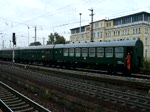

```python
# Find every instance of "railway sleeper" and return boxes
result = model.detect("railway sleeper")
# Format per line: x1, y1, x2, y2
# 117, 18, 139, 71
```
2, 97, 19, 102
111, 100, 118, 104
4, 99, 22, 104
10, 104, 30, 110
0, 94, 15, 98
7, 102, 26, 107
14, 107, 34, 112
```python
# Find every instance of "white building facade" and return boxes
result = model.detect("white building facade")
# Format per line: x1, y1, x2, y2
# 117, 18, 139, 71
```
70, 12, 150, 60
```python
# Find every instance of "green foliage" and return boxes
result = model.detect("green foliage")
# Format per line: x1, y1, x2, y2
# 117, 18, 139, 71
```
47, 32, 66, 44
47, 33, 54, 44
55, 37, 66, 44
143, 59, 150, 70
29, 41, 41, 46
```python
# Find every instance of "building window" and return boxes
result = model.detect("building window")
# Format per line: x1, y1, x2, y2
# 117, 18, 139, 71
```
139, 28, 141, 33
123, 30, 125, 35
118, 31, 120, 36
106, 22, 111, 27
106, 31, 111, 37
136, 28, 138, 33
133, 28, 135, 34
86, 27, 90, 31
106, 32, 108, 37
144, 14, 149, 21
100, 32, 102, 38
145, 37, 148, 45
97, 32, 100, 38
132, 14, 143, 22
114, 19, 121, 26
122, 16, 131, 24
145, 28, 148, 34
93, 32, 95, 38
95, 23, 99, 28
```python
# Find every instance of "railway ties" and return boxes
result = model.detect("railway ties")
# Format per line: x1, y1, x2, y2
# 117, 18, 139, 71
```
95, 87, 150, 111
0, 85, 35, 112
0, 81, 51, 112
1, 64, 150, 111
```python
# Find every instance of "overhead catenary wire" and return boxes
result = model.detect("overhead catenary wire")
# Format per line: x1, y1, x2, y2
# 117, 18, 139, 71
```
0, 0, 149, 32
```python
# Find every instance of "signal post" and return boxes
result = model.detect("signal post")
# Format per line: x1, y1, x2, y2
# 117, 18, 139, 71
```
12, 33, 16, 65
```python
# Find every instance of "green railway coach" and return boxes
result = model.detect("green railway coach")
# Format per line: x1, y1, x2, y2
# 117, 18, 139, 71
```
0, 45, 55, 65
0, 39, 143, 75
54, 39, 143, 75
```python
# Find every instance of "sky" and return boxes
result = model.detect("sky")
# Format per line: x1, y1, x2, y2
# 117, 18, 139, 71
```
0, 0, 150, 48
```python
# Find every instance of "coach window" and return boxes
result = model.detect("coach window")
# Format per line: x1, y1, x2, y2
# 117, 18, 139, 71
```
97, 48, 104, 57
105, 48, 113, 57
75, 48, 80, 57
115, 47, 123, 58
82, 48, 88, 57
64, 48, 68, 56
69, 48, 74, 56
89, 48, 95, 57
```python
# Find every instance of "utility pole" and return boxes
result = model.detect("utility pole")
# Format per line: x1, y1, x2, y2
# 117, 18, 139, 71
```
35, 26, 37, 43
10, 40, 11, 48
1, 34, 3, 49
28, 26, 30, 46
43, 37, 45, 45
2, 40, 4, 49
79, 13, 82, 42
89, 8, 94, 42
12, 33, 16, 64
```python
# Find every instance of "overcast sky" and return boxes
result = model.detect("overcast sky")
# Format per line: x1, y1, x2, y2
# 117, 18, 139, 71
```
0, 0, 150, 48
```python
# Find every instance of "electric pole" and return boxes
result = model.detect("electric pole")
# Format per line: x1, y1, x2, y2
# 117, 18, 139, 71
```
28, 26, 30, 46
12, 33, 16, 64
89, 8, 94, 42
10, 40, 11, 48
79, 13, 82, 42
43, 37, 45, 45
35, 26, 37, 43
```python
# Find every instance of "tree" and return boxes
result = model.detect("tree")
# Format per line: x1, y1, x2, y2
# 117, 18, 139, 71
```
29, 41, 41, 46
47, 33, 54, 44
47, 32, 66, 44
55, 36, 65, 44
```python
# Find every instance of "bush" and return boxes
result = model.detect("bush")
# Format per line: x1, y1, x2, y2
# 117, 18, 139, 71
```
143, 59, 150, 70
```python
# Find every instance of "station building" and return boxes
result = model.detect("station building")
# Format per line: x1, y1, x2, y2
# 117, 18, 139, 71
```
70, 11, 150, 60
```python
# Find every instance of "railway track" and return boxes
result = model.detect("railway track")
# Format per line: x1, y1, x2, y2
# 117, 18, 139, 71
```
13, 62, 150, 90
0, 81, 51, 112
0, 60, 150, 79
0, 64, 150, 111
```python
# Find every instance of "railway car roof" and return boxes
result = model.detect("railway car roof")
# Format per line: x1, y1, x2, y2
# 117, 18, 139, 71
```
1, 45, 54, 51
0, 39, 143, 51
54, 39, 142, 48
